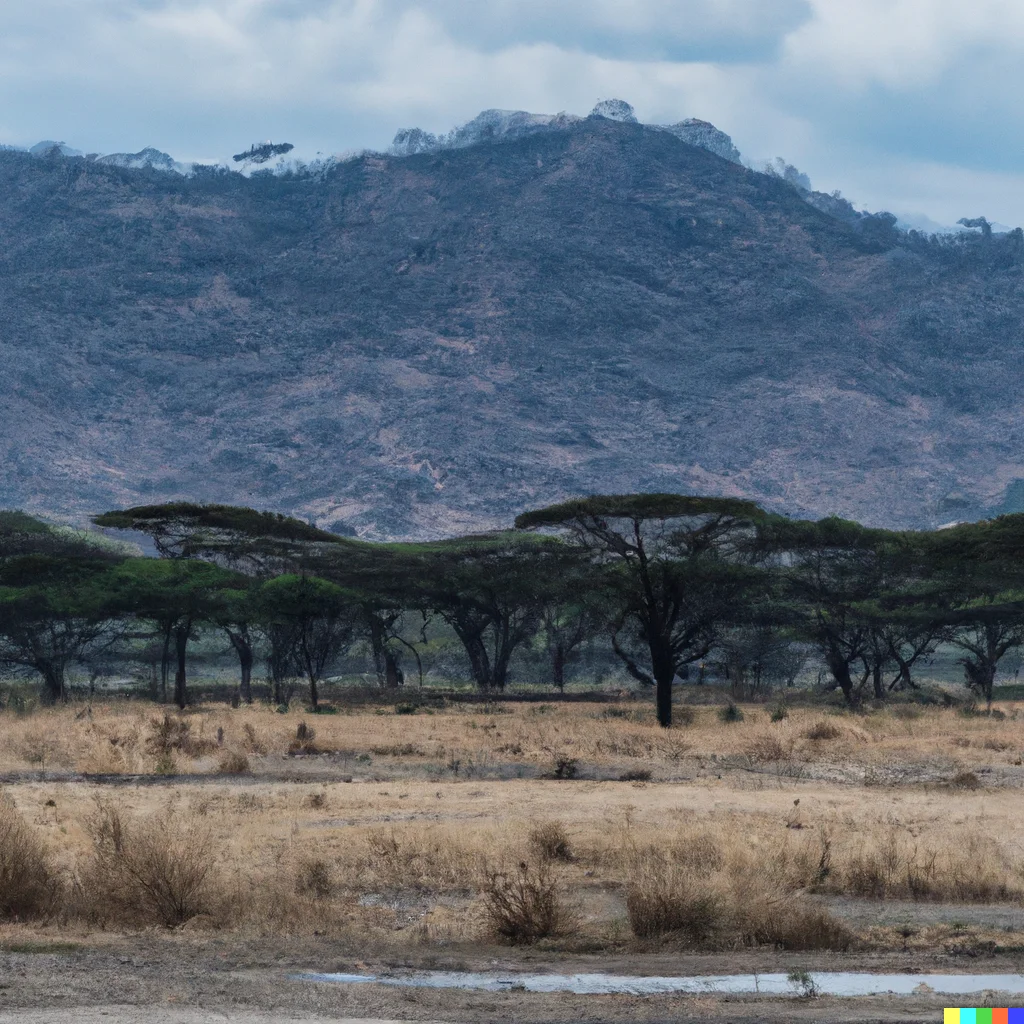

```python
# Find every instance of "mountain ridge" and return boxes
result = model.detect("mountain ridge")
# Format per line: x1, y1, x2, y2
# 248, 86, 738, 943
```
2, 114, 1023, 538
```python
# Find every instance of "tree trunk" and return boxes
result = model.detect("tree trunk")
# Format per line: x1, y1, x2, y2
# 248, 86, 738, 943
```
308, 672, 319, 710
173, 620, 190, 710
369, 618, 387, 687
652, 644, 675, 728
872, 663, 883, 700
553, 642, 565, 693
39, 664, 64, 705
226, 628, 254, 704
384, 649, 400, 689
160, 621, 172, 704
826, 649, 857, 707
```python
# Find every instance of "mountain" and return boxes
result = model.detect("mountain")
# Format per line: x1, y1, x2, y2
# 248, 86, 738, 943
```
1, 107, 1023, 538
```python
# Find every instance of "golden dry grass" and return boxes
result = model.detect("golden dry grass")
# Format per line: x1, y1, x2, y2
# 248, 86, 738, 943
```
2, 699, 1024, 778
2, 698, 1024, 951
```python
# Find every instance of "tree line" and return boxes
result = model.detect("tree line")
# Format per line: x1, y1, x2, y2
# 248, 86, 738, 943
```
0, 495, 1020, 726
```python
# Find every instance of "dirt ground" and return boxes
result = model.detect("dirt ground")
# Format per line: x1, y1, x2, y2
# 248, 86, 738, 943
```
0, 933, 1011, 1023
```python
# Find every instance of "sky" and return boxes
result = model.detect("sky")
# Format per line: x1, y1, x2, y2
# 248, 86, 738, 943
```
2, 0, 1023, 228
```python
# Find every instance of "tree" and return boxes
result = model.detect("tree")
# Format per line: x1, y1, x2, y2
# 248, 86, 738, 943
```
410, 534, 572, 692
255, 575, 359, 709
517, 495, 768, 726
0, 555, 121, 703
105, 558, 243, 709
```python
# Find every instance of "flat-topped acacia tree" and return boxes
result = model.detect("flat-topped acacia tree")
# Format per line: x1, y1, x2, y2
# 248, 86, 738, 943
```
516, 495, 768, 727
93, 503, 344, 701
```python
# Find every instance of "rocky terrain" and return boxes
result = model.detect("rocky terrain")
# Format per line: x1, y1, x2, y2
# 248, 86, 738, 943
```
1, 102, 1023, 538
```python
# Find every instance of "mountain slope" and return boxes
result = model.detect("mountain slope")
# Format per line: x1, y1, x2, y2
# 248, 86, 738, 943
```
1, 116, 1023, 536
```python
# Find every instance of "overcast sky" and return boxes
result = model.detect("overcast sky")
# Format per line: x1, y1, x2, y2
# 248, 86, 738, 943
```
2, 0, 1022, 227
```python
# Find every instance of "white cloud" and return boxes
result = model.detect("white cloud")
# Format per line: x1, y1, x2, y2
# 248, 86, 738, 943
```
0, 1, 1023, 225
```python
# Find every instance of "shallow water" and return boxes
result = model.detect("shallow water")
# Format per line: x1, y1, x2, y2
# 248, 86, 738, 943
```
298, 969, 1024, 997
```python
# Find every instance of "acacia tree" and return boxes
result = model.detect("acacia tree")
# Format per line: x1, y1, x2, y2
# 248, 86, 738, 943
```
94, 503, 345, 698
928, 515, 1024, 706
517, 495, 768, 726
256, 575, 359, 709
106, 558, 243, 709
0, 555, 121, 703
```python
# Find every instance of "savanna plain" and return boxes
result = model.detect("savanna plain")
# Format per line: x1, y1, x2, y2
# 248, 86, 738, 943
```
2, 691, 1023, 1023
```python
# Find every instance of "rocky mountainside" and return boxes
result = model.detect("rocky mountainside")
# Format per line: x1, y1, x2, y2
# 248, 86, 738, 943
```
1, 106, 1023, 538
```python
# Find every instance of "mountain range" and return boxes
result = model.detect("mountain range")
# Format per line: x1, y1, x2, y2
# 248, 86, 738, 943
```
2, 101, 1022, 538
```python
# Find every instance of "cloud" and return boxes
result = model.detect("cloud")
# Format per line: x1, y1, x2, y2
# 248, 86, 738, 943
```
0, 1, 1022, 225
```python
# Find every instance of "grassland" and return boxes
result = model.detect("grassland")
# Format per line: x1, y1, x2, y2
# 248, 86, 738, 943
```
2, 693, 1024, 1021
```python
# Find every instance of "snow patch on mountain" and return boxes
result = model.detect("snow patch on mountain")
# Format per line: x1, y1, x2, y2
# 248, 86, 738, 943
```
390, 99, 746, 167
97, 147, 186, 173
30, 141, 83, 158
660, 119, 741, 164
590, 99, 638, 123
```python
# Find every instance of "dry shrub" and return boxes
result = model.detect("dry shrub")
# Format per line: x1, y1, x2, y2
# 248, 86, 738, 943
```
77, 802, 219, 927
745, 732, 792, 763
371, 743, 424, 757
528, 821, 574, 863
146, 714, 216, 759
948, 770, 981, 789
217, 750, 251, 774
826, 828, 1016, 902
804, 719, 842, 741
625, 846, 852, 950
0, 797, 58, 920
18, 727, 69, 768
625, 855, 721, 942
363, 828, 481, 891
483, 859, 575, 944
242, 723, 267, 755
295, 857, 335, 899
289, 721, 321, 755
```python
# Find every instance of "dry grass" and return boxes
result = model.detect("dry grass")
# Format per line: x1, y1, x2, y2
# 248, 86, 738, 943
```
1, 698, 1023, 778
2, 697, 1024, 952
0, 796, 58, 920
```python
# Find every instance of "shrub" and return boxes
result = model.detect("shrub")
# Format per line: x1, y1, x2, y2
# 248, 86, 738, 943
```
0, 798, 58, 920
295, 858, 334, 899
217, 750, 251, 774
79, 803, 217, 927
718, 703, 743, 724
549, 755, 579, 780
745, 733, 790, 763
625, 856, 721, 942
948, 770, 981, 790
619, 768, 653, 782
242, 723, 267, 755
769, 704, 789, 723
528, 822, 574, 863
147, 714, 216, 758
483, 860, 574, 944
675, 705, 696, 726
289, 721, 320, 755
803, 719, 842, 741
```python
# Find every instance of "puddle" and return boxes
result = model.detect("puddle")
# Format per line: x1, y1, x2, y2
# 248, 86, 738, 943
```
297, 970, 1024, 997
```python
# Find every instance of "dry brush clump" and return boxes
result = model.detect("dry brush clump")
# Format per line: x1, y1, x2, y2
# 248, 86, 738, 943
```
75, 802, 221, 927
0, 796, 60, 920
624, 838, 853, 951
483, 858, 576, 945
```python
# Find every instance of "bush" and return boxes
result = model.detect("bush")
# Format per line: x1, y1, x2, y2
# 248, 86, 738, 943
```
745, 733, 790, 763
79, 803, 217, 927
217, 750, 251, 774
528, 822, 574, 863
625, 856, 721, 942
0, 798, 58, 920
483, 860, 574, 944
548, 755, 579, 780
295, 858, 334, 899
718, 702, 743, 724
803, 719, 842, 741
769, 703, 789, 723
147, 714, 216, 758
619, 768, 653, 782
288, 721, 320, 755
